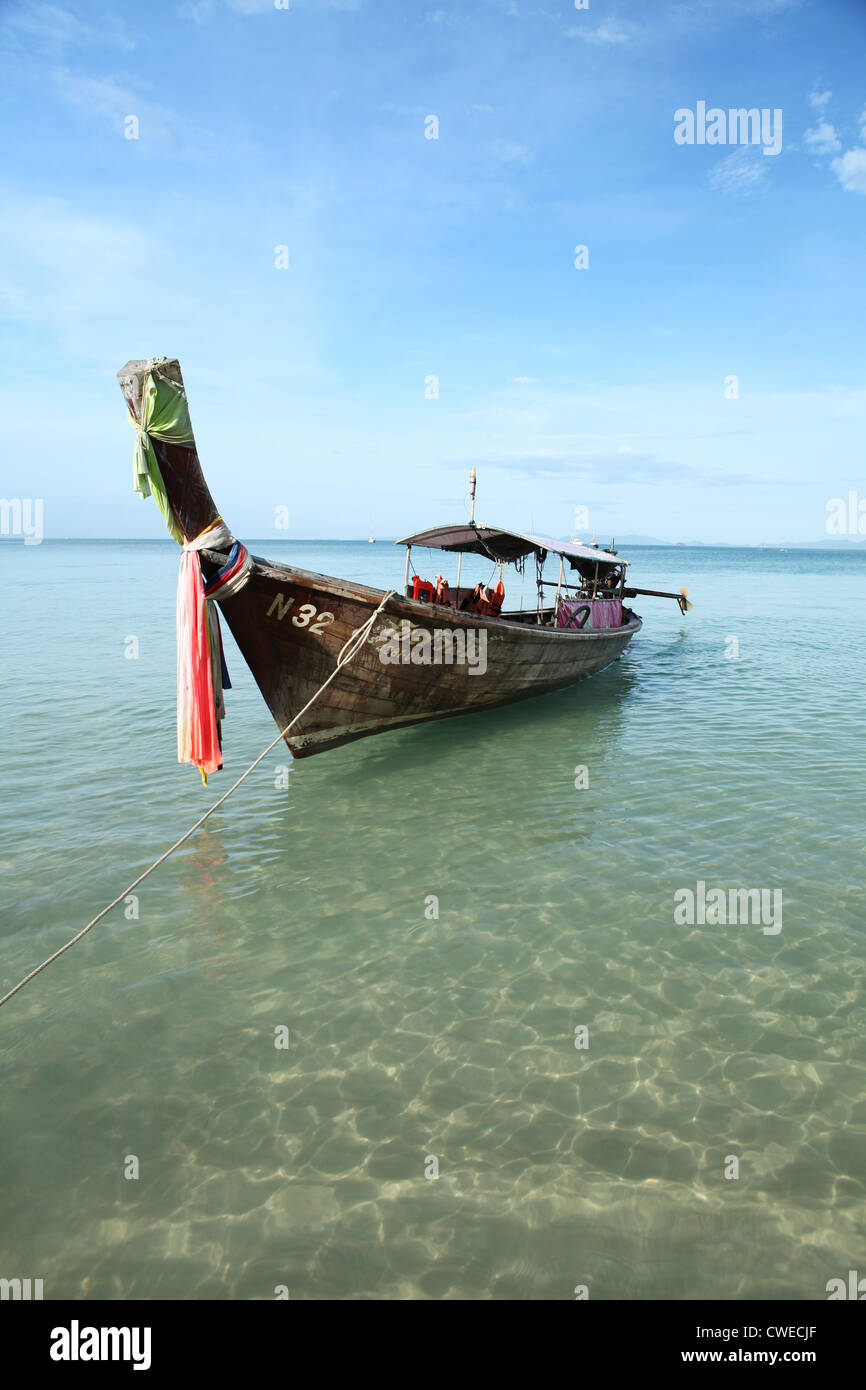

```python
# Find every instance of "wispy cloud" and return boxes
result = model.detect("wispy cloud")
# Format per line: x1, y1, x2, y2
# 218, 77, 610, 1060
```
0, 194, 185, 356
176, 0, 217, 21
452, 445, 754, 489
708, 147, 768, 195
565, 20, 633, 46
831, 147, 866, 195
802, 94, 866, 196
492, 141, 533, 165
178, 0, 363, 18
805, 120, 841, 155
51, 67, 209, 157
0, 2, 134, 54
424, 6, 462, 24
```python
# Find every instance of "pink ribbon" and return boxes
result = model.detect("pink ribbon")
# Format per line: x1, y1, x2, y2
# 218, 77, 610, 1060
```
176, 548, 222, 782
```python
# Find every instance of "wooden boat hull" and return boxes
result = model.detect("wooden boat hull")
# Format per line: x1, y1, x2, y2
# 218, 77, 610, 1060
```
116, 357, 642, 761
217, 557, 641, 757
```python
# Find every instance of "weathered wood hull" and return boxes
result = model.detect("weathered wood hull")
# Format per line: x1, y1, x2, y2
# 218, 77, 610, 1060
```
116, 357, 641, 761
216, 556, 641, 757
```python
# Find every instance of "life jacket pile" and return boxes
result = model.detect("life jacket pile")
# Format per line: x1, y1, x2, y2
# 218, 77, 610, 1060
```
460, 580, 505, 617
410, 574, 504, 617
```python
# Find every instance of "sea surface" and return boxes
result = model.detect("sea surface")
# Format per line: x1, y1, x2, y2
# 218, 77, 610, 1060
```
1, 540, 864, 1301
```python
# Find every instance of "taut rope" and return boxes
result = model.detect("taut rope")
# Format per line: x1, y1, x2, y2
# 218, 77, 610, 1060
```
0, 591, 397, 1010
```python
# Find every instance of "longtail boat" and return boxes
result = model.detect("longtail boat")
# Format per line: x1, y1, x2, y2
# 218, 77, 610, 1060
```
118, 357, 690, 768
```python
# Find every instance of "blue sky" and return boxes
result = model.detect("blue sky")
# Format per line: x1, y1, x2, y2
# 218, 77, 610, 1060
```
1, 0, 864, 542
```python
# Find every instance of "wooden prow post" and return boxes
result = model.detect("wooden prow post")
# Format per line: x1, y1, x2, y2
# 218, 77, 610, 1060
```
117, 357, 222, 544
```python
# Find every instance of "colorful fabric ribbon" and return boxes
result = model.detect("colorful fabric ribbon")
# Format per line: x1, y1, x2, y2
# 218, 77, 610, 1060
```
177, 542, 223, 783
127, 364, 253, 783
175, 522, 252, 784
204, 540, 253, 602
130, 367, 195, 545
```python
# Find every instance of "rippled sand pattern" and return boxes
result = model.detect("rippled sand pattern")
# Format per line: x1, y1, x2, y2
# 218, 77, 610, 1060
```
1, 543, 865, 1299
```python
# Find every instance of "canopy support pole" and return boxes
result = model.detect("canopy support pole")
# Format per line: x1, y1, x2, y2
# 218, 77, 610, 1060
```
403, 546, 411, 596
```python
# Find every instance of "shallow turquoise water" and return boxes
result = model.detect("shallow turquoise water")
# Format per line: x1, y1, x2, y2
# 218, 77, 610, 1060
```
1, 541, 864, 1300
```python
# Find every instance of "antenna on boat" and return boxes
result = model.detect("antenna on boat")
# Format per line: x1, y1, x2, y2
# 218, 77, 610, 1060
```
457, 468, 477, 597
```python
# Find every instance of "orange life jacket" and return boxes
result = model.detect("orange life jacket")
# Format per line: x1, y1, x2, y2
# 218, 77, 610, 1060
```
460, 583, 486, 614
411, 575, 436, 604
463, 580, 505, 617
486, 579, 505, 617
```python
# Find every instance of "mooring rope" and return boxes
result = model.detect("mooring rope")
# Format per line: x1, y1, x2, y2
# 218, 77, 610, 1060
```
0, 590, 397, 1010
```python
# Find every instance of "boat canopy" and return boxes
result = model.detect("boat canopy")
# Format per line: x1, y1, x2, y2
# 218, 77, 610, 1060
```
395, 523, 627, 569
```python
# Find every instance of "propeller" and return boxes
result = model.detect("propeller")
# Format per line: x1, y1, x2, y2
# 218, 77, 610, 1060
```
678, 586, 693, 614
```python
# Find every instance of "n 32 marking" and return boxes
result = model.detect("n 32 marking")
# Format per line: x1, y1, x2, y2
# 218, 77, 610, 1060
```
267, 593, 335, 633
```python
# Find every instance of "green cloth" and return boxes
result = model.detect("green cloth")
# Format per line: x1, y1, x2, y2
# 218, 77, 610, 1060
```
132, 367, 195, 545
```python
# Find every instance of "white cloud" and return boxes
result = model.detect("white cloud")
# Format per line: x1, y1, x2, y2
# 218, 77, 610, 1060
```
493, 141, 533, 165
565, 20, 632, 45
708, 148, 768, 195
178, 0, 362, 17
0, 2, 134, 53
177, 0, 217, 21
831, 147, 866, 195
51, 68, 210, 157
0, 194, 189, 357
1, 3, 87, 49
805, 121, 841, 155
53, 69, 168, 137
803, 96, 866, 196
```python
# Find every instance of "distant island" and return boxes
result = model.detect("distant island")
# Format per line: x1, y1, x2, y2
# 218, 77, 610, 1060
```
568, 532, 866, 551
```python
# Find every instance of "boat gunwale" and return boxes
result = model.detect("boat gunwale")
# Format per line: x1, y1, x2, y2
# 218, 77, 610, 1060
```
246, 553, 643, 642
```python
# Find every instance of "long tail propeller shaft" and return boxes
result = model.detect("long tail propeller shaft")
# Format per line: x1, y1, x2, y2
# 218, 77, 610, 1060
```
623, 585, 693, 614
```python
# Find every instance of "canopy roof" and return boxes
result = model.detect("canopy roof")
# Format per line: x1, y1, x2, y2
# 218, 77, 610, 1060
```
396, 523, 627, 568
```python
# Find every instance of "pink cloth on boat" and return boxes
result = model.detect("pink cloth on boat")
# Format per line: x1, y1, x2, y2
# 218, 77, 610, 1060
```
557, 597, 623, 630
590, 598, 622, 629
557, 599, 590, 629
176, 549, 222, 779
